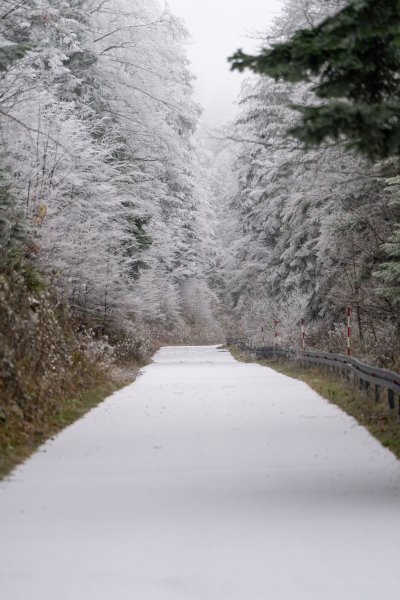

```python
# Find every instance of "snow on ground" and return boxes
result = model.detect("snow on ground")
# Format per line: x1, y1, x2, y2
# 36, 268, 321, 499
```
1, 346, 400, 599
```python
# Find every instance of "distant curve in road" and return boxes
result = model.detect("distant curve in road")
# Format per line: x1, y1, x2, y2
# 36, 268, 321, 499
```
1, 345, 400, 600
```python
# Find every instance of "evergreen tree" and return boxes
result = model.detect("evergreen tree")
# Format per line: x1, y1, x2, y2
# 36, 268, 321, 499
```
229, 0, 400, 161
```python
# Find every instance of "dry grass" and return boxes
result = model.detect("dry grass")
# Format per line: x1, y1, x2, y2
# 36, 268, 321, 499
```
230, 346, 400, 460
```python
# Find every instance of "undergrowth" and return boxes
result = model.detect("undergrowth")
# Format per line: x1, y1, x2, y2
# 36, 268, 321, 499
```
0, 263, 139, 479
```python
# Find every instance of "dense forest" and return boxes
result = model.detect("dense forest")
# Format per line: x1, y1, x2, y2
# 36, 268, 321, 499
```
0, 0, 222, 438
219, 0, 400, 367
1, 0, 400, 427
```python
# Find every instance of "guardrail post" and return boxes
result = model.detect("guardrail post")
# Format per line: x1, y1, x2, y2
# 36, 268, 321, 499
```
375, 385, 381, 403
388, 389, 395, 411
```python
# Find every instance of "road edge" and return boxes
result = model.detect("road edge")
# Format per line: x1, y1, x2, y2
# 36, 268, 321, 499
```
229, 346, 400, 461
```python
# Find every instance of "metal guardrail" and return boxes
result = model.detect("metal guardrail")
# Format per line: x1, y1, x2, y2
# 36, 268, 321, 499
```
226, 339, 400, 415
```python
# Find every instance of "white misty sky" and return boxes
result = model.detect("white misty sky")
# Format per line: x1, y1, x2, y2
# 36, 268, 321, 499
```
166, 0, 284, 126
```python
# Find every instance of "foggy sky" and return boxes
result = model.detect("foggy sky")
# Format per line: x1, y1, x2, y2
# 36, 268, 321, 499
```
166, 0, 283, 126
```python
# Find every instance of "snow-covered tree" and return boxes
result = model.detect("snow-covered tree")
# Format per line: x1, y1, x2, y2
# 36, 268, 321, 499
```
0, 0, 220, 354
215, 0, 400, 357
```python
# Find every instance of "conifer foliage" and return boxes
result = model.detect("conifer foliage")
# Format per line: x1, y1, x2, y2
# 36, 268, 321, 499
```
229, 0, 400, 161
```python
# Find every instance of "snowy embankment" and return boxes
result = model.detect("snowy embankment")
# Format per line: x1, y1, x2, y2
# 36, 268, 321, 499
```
1, 346, 400, 599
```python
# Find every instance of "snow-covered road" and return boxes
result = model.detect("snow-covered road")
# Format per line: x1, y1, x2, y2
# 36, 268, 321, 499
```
1, 346, 400, 599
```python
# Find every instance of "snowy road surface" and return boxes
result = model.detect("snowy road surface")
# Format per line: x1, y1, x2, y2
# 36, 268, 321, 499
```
1, 346, 400, 600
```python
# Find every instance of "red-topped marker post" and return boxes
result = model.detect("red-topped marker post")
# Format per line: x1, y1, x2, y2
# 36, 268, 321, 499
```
347, 305, 351, 356
301, 318, 305, 350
